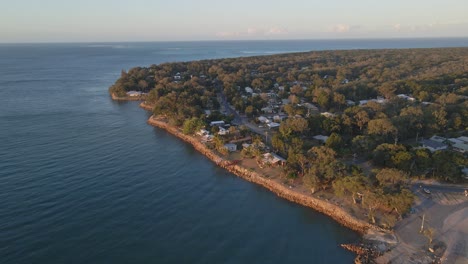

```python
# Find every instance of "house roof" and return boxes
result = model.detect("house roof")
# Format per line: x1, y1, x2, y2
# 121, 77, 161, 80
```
421, 139, 447, 149
430, 135, 447, 143
267, 122, 280, 128
262, 153, 286, 164
313, 135, 329, 142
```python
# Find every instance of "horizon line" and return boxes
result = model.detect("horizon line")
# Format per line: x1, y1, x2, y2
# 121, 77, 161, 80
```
1, 36, 468, 45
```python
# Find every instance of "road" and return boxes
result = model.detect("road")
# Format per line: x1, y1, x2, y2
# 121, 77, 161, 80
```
412, 182, 467, 193
218, 91, 272, 143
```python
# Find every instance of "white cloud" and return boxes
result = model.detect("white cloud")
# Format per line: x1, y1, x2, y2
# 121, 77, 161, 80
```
330, 24, 351, 33
247, 27, 259, 35
216, 26, 288, 39
267, 27, 288, 35
216, 31, 240, 38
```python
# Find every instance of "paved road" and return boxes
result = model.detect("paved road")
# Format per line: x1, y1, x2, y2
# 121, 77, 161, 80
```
218, 91, 272, 141
411, 182, 467, 195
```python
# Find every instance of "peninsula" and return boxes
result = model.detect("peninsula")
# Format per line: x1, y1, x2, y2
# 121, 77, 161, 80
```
110, 48, 468, 263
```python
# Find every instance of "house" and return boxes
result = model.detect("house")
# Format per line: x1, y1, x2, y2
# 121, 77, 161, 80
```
204, 110, 212, 117
210, 121, 225, 127
218, 127, 229, 136
313, 135, 329, 143
359, 98, 387, 106
359, 100, 369, 105
462, 167, 468, 179
261, 106, 274, 114
346, 100, 355, 106
273, 115, 284, 122
303, 103, 319, 112
126, 91, 142, 97
196, 129, 210, 136
261, 153, 286, 166
397, 94, 416, 102
448, 136, 468, 153
342, 79, 349, 84
421, 139, 448, 152
245, 87, 253, 94
267, 122, 280, 129
430, 135, 447, 143
174, 72, 182, 80
224, 143, 237, 152
321, 112, 337, 118
202, 135, 214, 142
258, 116, 269, 124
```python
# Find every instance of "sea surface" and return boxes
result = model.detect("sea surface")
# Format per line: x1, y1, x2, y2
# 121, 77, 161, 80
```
1, 38, 468, 264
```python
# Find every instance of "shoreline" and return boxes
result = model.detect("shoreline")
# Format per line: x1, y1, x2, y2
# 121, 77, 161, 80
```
111, 93, 145, 101
145, 113, 378, 235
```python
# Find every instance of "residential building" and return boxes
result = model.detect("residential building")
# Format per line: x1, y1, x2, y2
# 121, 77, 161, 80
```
421, 139, 448, 152
224, 143, 237, 152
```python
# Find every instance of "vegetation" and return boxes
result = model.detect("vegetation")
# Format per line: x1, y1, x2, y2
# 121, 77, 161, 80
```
110, 47, 468, 228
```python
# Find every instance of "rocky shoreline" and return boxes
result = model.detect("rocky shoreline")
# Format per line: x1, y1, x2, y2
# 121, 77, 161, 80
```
146, 115, 379, 234
135, 101, 395, 263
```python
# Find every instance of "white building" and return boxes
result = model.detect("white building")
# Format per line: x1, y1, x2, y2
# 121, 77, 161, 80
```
313, 135, 329, 143
261, 107, 274, 114
224, 143, 237, 152
210, 121, 225, 127
245, 87, 253, 94
267, 122, 280, 129
430, 135, 447, 143
258, 116, 269, 124
126, 91, 142, 97
321, 112, 337, 118
218, 127, 229, 136
261, 153, 286, 166
421, 139, 448, 152
303, 103, 319, 112
448, 136, 468, 153
397, 94, 416, 102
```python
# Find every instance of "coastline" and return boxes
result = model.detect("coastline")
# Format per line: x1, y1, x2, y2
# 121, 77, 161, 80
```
145, 113, 378, 235
111, 93, 145, 101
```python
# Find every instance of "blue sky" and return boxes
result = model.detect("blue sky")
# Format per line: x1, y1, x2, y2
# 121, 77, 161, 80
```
1, 0, 468, 42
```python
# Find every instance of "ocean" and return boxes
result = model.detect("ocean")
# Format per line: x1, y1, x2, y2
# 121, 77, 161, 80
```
1, 38, 467, 263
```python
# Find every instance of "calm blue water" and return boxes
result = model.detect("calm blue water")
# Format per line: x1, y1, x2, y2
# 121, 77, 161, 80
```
1, 39, 467, 264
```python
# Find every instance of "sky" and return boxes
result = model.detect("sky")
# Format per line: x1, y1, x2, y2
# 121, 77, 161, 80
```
1, 0, 468, 43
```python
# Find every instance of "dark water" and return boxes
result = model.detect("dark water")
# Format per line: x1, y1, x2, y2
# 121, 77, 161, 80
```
1, 39, 467, 264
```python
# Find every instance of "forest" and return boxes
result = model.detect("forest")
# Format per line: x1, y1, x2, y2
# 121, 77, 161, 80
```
110, 47, 468, 227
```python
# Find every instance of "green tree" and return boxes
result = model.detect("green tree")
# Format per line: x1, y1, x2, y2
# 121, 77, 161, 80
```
367, 118, 398, 144
376, 168, 407, 189
325, 132, 343, 151
333, 175, 366, 204
182, 117, 204, 135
